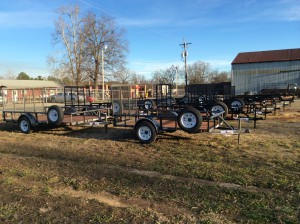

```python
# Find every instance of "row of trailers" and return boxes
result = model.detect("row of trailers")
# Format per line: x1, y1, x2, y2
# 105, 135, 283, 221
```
0, 84, 242, 144
1, 83, 291, 144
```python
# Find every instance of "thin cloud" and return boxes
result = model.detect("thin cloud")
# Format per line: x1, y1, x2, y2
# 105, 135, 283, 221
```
236, 0, 300, 22
205, 59, 232, 71
128, 59, 181, 76
118, 18, 171, 27
278, 5, 300, 21
0, 11, 55, 29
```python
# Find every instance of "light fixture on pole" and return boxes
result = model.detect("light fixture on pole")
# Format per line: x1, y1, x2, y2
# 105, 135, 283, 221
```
102, 44, 108, 101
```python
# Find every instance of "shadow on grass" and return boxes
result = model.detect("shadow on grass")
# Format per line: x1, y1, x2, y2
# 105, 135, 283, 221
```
0, 121, 192, 144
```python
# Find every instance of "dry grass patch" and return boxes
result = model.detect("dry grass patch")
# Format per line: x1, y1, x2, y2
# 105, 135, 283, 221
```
0, 101, 300, 223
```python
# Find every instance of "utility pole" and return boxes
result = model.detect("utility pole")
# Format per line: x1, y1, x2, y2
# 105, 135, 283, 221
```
101, 44, 108, 101
180, 39, 191, 94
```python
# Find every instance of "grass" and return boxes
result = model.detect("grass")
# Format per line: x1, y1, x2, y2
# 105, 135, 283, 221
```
0, 102, 300, 223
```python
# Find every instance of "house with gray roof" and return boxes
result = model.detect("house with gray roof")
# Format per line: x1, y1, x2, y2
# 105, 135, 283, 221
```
0, 80, 62, 89
0, 80, 63, 105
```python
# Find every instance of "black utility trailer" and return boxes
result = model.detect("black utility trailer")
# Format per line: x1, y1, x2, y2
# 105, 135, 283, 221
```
142, 82, 244, 116
178, 82, 244, 115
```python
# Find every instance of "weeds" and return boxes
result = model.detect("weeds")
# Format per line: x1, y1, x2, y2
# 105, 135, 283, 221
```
0, 202, 21, 222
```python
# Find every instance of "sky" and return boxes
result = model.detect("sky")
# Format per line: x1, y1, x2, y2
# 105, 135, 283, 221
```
0, 0, 300, 80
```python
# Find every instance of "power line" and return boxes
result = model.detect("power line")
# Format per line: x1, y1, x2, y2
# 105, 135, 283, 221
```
78, 0, 179, 43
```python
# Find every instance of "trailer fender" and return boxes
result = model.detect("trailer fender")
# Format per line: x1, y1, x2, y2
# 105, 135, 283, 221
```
134, 117, 160, 134
169, 111, 178, 117
19, 113, 38, 127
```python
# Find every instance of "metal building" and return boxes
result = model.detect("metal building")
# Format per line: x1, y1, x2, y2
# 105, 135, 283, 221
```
231, 48, 300, 95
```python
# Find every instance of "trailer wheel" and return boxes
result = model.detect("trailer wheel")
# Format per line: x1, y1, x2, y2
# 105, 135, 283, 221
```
135, 121, 157, 144
18, 116, 32, 134
230, 98, 245, 111
167, 97, 175, 107
144, 99, 156, 110
113, 100, 123, 115
211, 101, 228, 117
182, 96, 189, 104
47, 105, 64, 126
178, 107, 202, 133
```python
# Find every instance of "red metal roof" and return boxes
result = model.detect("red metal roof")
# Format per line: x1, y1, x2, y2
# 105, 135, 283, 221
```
231, 48, 300, 64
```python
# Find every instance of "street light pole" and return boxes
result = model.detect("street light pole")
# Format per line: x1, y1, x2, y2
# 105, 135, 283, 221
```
175, 66, 178, 96
101, 45, 107, 101
171, 65, 179, 96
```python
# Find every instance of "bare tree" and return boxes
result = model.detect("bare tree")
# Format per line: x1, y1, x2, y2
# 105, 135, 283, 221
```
4, 69, 16, 79
51, 5, 128, 87
112, 68, 147, 85
151, 66, 178, 86
152, 70, 166, 84
130, 72, 147, 85
164, 67, 177, 86
208, 70, 230, 83
52, 5, 86, 85
112, 67, 131, 84
83, 12, 128, 90
187, 61, 211, 84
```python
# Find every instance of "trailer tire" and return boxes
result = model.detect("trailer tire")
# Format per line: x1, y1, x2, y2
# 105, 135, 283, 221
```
211, 101, 228, 117
144, 99, 156, 110
230, 98, 245, 111
135, 120, 157, 144
47, 105, 64, 126
18, 116, 32, 134
113, 100, 123, 115
178, 107, 202, 133
167, 97, 175, 107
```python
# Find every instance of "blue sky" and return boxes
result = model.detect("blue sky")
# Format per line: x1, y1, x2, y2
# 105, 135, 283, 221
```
0, 0, 300, 80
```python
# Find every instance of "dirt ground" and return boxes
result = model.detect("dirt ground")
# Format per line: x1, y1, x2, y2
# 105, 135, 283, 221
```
0, 99, 299, 223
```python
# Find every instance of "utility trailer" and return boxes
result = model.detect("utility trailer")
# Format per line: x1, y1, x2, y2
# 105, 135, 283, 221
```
173, 81, 294, 118
141, 82, 245, 117
178, 82, 245, 116
1, 84, 239, 144
1, 86, 111, 134
260, 83, 300, 97
237, 90, 295, 117
111, 84, 229, 144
